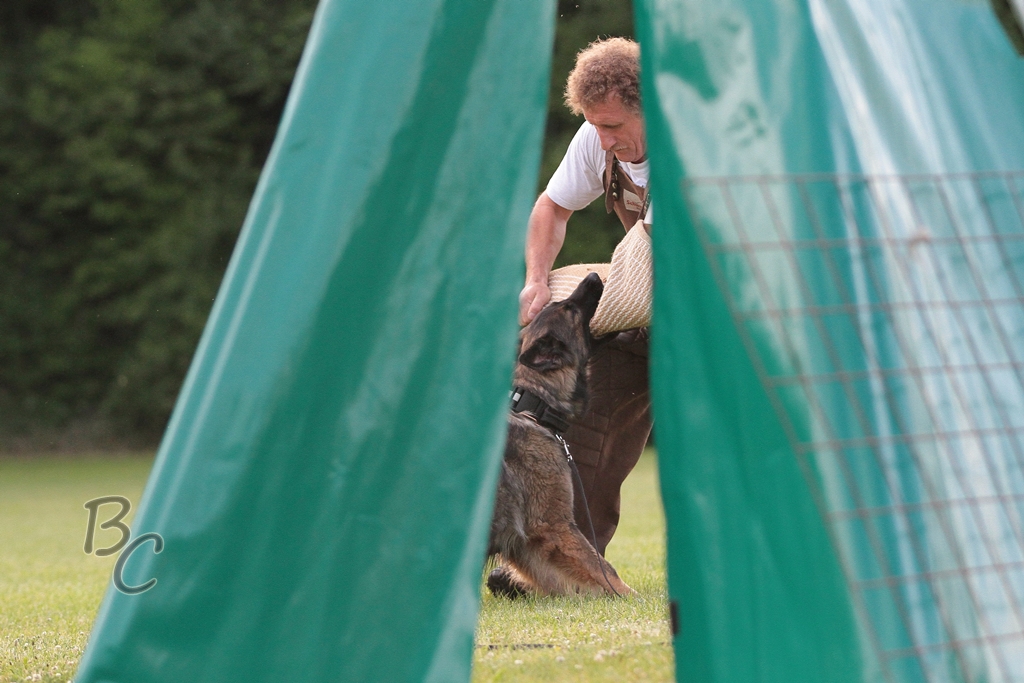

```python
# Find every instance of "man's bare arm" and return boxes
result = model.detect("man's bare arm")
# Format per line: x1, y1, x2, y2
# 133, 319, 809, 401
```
519, 192, 573, 325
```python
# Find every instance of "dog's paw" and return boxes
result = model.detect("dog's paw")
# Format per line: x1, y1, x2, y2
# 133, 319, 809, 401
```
486, 566, 528, 600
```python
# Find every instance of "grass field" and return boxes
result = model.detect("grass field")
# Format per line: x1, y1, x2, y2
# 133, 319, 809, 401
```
0, 451, 671, 682
472, 451, 673, 681
0, 453, 154, 683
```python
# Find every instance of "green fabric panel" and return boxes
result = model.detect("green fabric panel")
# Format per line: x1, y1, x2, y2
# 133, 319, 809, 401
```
74, 1, 554, 682
639, 0, 1024, 682
637, 3, 863, 680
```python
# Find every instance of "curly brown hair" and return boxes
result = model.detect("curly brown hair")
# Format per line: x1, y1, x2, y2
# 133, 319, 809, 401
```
564, 37, 641, 116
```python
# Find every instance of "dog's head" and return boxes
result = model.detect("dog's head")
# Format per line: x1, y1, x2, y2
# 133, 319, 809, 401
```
515, 273, 604, 412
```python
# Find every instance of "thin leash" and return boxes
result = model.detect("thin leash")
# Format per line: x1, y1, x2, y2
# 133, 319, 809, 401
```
555, 433, 622, 598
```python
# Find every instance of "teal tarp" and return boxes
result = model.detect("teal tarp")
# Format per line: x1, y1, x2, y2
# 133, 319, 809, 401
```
75, 1, 554, 681
641, 0, 1024, 681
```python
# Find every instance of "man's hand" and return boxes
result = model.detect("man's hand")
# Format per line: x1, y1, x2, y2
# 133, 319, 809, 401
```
519, 281, 551, 326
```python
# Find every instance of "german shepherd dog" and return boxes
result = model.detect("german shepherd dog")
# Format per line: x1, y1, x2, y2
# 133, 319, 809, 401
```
487, 273, 632, 598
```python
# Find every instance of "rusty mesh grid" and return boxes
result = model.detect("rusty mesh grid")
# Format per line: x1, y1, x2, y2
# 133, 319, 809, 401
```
682, 172, 1024, 683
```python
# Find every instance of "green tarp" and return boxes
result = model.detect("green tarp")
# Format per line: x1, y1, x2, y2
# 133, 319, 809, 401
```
641, 0, 1024, 681
75, 1, 554, 681
77, 0, 1024, 682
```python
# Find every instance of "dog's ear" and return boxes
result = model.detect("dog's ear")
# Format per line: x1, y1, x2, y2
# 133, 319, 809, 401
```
518, 334, 570, 371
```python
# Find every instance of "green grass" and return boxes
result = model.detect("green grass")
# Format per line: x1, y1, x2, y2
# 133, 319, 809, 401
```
0, 453, 155, 683
472, 450, 673, 682
0, 450, 672, 682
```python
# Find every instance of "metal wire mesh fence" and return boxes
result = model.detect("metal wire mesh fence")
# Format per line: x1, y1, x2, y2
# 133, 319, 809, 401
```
682, 172, 1024, 683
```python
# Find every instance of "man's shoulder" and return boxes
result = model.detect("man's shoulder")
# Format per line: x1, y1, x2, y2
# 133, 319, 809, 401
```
566, 122, 605, 176
573, 121, 603, 154
545, 121, 607, 211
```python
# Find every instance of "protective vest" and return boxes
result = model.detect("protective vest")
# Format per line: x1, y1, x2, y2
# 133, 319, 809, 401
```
603, 150, 650, 231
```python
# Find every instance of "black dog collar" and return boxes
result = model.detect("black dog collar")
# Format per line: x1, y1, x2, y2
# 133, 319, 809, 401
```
510, 387, 571, 436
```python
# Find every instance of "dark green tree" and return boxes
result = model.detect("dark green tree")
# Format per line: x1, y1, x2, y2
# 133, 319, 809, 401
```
0, 0, 633, 447
0, 0, 316, 441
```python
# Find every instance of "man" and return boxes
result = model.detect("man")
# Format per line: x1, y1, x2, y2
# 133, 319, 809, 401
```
520, 37, 651, 557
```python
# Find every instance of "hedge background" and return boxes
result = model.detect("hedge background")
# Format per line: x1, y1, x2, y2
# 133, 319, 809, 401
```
0, 0, 633, 449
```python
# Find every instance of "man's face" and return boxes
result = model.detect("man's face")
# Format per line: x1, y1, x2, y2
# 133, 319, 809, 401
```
581, 95, 646, 163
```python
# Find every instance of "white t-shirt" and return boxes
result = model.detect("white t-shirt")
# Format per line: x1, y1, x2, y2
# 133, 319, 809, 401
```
545, 122, 653, 224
